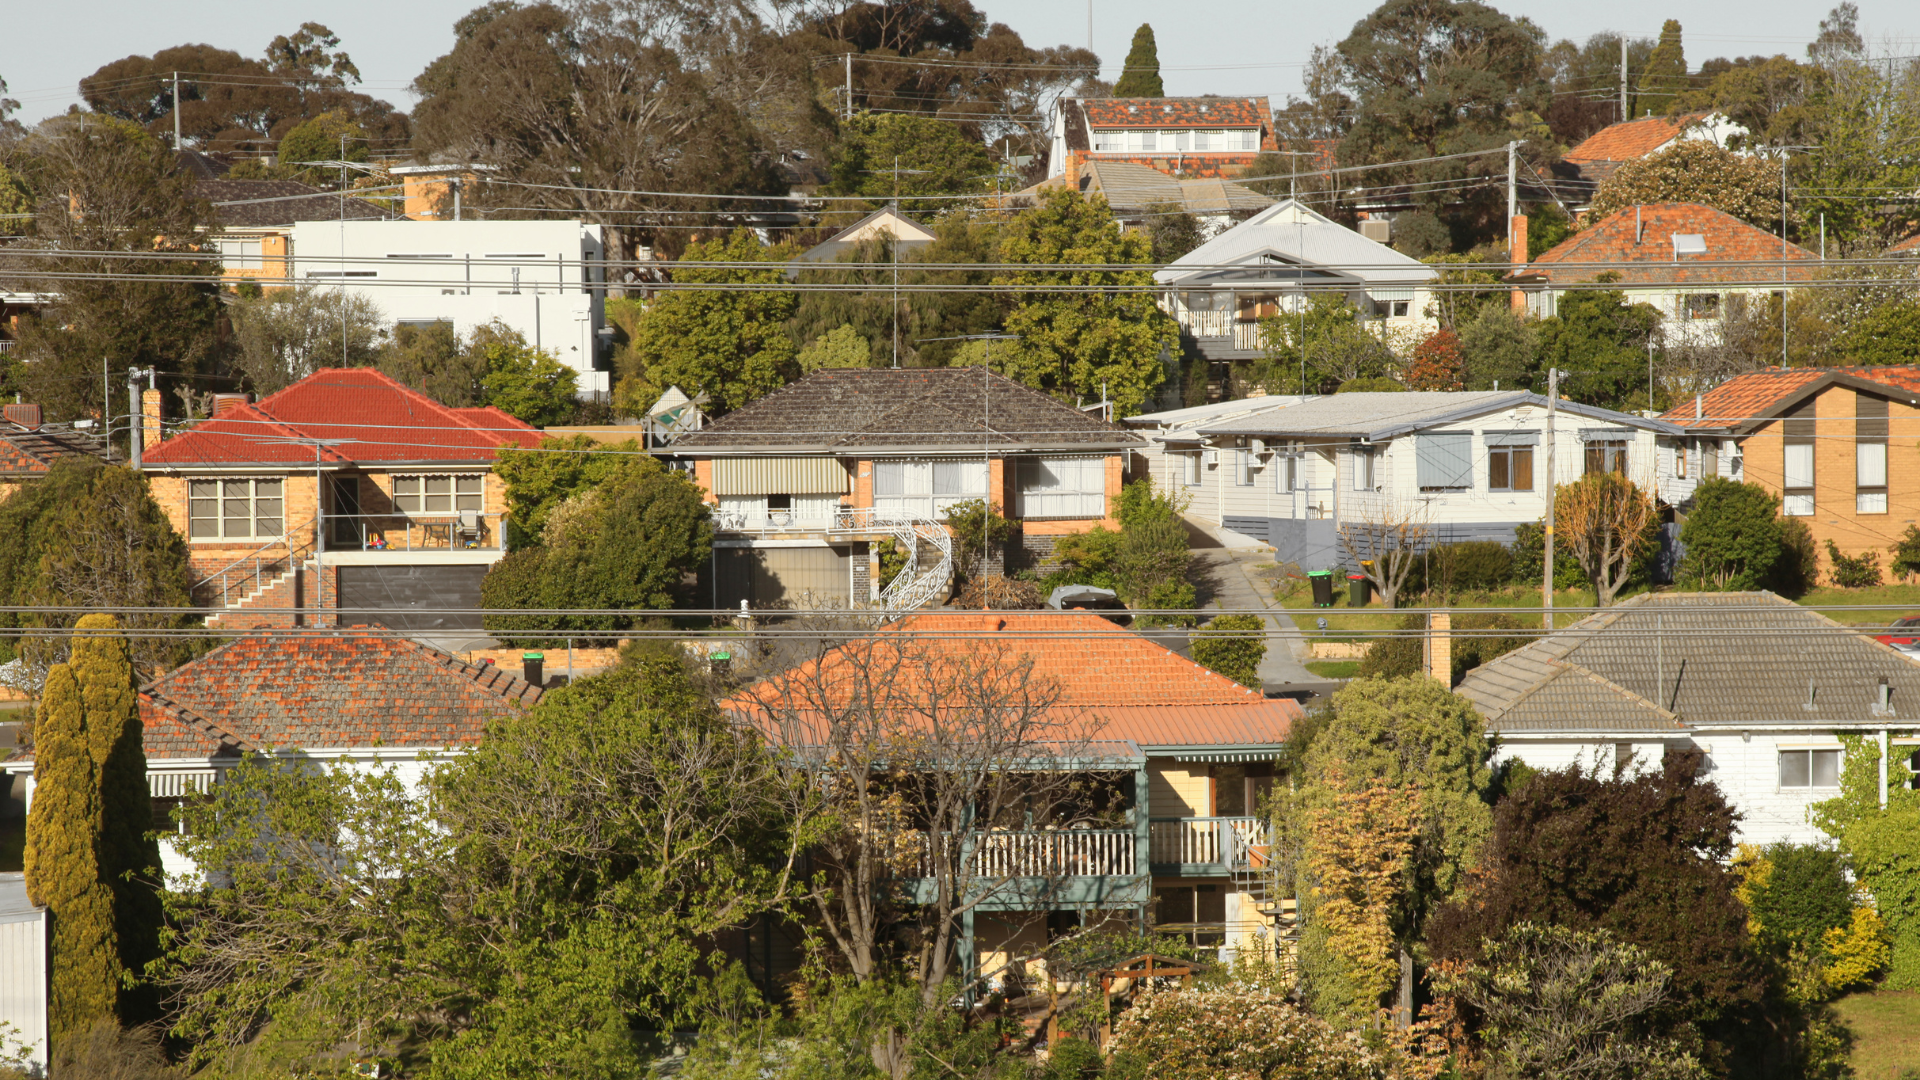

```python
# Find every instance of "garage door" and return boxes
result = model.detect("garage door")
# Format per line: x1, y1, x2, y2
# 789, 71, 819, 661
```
715, 546, 851, 609
335, 564, 487, 631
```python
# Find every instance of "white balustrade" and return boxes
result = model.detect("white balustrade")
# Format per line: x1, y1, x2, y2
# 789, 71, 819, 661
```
1149, 817, 1265, 866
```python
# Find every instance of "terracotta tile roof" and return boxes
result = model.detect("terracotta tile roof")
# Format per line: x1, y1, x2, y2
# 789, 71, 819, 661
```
730, 611, 1300, 749
1564, 110, 1719, 164
1081, 97, 1270, 130
0, 423, 114, 479
1660, 365, 1920, 432
1889, 233, 1920, 255
1457, 592, 1920, 732
673, 368, 1140, 453
142, 367, 544, 467
138, 630, 542, 755
198, 179, 391, 229
1521, 202, 1819, 287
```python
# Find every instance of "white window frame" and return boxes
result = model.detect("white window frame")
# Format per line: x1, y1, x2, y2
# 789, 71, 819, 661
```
1352, 445, 1376, 491
1015, 456, 1107, 519
1236, 449, 1256, 487
1858, 441, 1888, 514
188, 477, 284, 540
1182, 450, 1203, 488
1778, 748, 1841, 790
872, 458, 988, 520
1276, 444, 1300, 493
1783, 442, 1815, 516
392, 473, 485, 516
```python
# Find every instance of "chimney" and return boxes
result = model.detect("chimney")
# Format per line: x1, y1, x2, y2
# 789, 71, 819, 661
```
2, 402, 41, 430
212, 393, 250, 417
981, 614, 1004, 632
142, 387, 164, 449
1426, 611, 1451, 684
522, 651, 545, 687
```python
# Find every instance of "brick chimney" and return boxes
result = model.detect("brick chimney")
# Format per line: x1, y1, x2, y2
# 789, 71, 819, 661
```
141, 387, 164, 450
1425, 611, 1451, 684
1509, 214, 1529, 314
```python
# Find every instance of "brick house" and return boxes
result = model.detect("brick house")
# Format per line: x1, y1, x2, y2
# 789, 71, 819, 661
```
1549, 110, 1749, 214
1048, 96, 1276, 181
1660, 365, 1920, 575
1511, 202, 1820, 346
724, 609, 1302, 990
2, 630, 543, 880
139, 368, 543, 630
668, 368, 1142, 610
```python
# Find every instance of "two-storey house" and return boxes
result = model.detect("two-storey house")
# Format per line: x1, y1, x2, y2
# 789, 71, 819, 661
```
1048, 96, 1276, 181
669, 368, 1143, 610
138, 368, 543, 631
1188, 391, 1685, 566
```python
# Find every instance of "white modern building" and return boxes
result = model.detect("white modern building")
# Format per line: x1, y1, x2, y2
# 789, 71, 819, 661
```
287, 219, 611, 394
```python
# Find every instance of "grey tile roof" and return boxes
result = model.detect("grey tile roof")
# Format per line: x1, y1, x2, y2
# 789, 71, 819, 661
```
1456, 592, 1920, 732
673, 368, 1143, 453
1155, 200, 1435, 289
199, 179, 392, 229
1077, 160, 1273, 215
1197, 391, 1685, 440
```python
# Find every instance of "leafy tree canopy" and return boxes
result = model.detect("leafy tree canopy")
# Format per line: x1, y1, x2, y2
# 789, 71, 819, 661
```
618, 231, 799, 415
1258, 294, 1397, 395
1678, 478, 1789, 591
1535, 283, 1660, 410
824, 112, 993, 216
1637, 20, 1689, 117
471, 320, 579, 426
1584, 140, 1789, 234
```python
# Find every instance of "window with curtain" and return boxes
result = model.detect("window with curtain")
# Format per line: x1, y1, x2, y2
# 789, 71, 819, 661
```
188, 478, 284, 539
1276, 445, 1300, 493
1236, 449, 1256, 487
1351, 445, 1375, 490
1584, 439, 1629, 476
1182, 451, 1203, 487
1858, 393, 1888, 514
1778, 748, 1841, 789
872, 459, 987, 519
1016, 456, 1107, 518
1487, 432, 1536, 491
1783, 400, 1815, 516
1415, 433, 1472, 491
392, 474, 483, 515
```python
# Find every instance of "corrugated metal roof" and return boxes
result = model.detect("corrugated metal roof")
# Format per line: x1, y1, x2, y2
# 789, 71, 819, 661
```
1198, 391, 1684, 439
1125, 395, 1314, 430
1156, 200, 1435, 289
0, 872, 40, 918
1457, 592, 1920, 732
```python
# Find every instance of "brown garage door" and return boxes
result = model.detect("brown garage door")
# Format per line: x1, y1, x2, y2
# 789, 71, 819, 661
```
715, 545, 851, 609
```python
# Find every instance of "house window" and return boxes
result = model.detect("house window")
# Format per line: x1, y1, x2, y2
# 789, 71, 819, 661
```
1351, 444, 1376, 490
1702, 440, 1719, 478
1277, 445, 1300, 493
873, 458, 988, 519
1182, 450, 1203, 487
1488, 435, 1536, 492
1859, 393, 1888, 514
1415, 433, 1472, 491
1235, 293, 1280, 321
392, 474, 484, 515
1172, 130, 1191, 151
1779, 748, 1841, 789
1127, 130, 1156, 152
1235, 449, 1256, 487
1016, 456, 1107, 519
1685, 294, 1722, 320
1675, 443, 1688, 479
1584, 439, 1629, 476
187, 478, 283, 539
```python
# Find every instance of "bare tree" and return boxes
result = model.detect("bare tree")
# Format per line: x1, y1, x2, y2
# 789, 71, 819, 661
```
1340, 498, 1431, 610
1554, 472, 1655, 606
734, 616, 1114, 1016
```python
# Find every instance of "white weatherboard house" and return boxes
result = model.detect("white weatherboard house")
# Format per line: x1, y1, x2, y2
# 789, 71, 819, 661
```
0, 873, 48, 1076
287, 219, 610, 394
1456, 592, 1920, 848
1154, 200, 1439, 377
1189, 391, 1687, 568
1123, 395, 1312, 528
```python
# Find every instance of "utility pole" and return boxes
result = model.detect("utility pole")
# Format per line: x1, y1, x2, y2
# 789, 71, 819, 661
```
1620, 37, 1629, 122
341, 133, 350, 367
1544, 367, 1559, 629
1506, 139, 1519, 263
845, 53, 853, 120
172, 72, 182, 151
1781, 149, 1789, 367
128, 369, 143, 468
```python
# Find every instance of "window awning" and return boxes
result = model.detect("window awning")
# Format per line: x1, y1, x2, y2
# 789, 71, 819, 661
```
1483, 430, 1539, 447
713, 457, 852, 496
1169, 748, 1283, 763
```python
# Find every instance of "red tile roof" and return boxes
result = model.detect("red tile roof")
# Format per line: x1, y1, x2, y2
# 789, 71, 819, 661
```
1564, 110, 1719, 163
1082, 97, 1270, 130
137, 630, 543, 756
1890, 233, 1920, 255
1661, 366, 1920, 432
731, 611, 1300, 748
142, 368, 544, 467
1522, 202, 1819, 287
0, 424, 114, 479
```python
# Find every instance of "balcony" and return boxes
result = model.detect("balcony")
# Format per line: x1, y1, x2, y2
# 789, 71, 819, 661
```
1149, 816, 1265, 874
326, 512, 502, 552
902, 827, 1148, 909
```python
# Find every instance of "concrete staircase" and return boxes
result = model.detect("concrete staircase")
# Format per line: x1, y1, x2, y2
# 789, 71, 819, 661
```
204, 558, 317, 628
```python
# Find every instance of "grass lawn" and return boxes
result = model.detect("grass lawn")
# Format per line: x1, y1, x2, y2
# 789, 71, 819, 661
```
1304, 660, 1361, 680
1833, 989, 1920, 1080
1793, 584, 1920, 627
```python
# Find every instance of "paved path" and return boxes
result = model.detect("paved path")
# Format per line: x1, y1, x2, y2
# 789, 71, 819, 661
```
1192, 547, 1319, 689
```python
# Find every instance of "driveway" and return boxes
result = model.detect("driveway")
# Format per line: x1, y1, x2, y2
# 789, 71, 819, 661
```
1190, 547, 1321, 692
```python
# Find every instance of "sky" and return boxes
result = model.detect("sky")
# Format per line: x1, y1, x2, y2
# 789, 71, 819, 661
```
5, 0, 1920, 129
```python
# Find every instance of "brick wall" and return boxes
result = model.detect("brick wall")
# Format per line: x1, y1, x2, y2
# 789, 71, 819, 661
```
1738, 382, 1920, 575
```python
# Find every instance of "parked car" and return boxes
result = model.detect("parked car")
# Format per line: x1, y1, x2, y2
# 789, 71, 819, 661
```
1874, 615, 1920, 655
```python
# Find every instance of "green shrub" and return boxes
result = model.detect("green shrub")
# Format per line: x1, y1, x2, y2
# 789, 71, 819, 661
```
1826, 540, 1884, 589
1776, 516, 1820, 596
1406, 541, 1514, 595
1509, 519, 1584, 588
1356, 611, 1528, 686
944, 498, 1014, 580
1892, 525, 1920, 580
1744, 843, 1856, 962
1679, 478, 1785, 590
1357, 613, 1425, 680
1191, 615, 1266, 688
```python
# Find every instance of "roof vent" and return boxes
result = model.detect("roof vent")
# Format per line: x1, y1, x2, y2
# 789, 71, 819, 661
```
3, 403, 41, 430
1672, 233, 1707, 257
211, 393, 251, 416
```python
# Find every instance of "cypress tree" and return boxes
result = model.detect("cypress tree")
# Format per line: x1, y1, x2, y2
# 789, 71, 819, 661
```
24, 613, 162, 1050
1636, 20, 1686, 117
1114, 24, 1164, 97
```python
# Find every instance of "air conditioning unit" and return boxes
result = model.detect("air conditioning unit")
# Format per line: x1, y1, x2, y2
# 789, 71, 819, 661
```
1249, 438, 1267, 454
1359, 219, 1392, 243
1203, 449, 1220, 467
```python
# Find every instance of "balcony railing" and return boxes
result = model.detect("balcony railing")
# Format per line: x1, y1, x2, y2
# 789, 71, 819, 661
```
910, 828, 1137, 879
326, 512, 501, 552
1149, 816, 1264, 869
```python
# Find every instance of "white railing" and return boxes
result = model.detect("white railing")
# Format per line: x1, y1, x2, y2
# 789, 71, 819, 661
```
710, 506, 953, 612
912, 829, 1137, 878
1149, 817, 1265, 867
1233, 321, 1265, 351
1178, 308, 1237, 339
191, 515, 317, 609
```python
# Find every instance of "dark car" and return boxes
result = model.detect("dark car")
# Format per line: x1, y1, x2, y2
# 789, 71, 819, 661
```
1874, 615, 1920, 655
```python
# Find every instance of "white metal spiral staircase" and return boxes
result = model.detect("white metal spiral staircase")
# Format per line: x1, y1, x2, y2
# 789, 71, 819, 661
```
711, 507, 953, 612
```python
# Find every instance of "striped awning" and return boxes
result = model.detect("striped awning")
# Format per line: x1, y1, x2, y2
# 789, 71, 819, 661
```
149, 770, 218, 797
1170, 748, 1284, 763
713, 457, 851, 496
